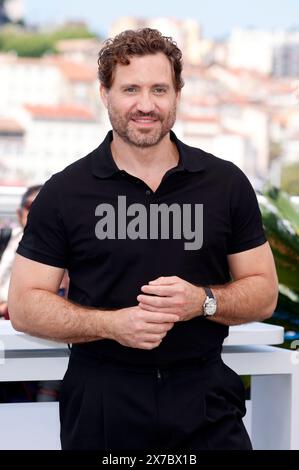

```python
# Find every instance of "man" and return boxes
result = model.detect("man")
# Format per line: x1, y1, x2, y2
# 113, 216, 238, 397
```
8, 28, 278, 450
0, 186, 41, 402
0, 185, 42, 319
0, 185, 64, 402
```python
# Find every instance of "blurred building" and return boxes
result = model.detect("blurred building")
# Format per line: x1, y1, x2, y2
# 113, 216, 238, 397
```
0, 55, 101, 113
0, 118, 24, 182
0, 104, 107, 183
273, 31, 299, 77
0, 184, 26, 223
110, 16, 205, 65
227, 28, 299, 77
227, 29, 273, 75
0, 16, 297, 188
55, 38, 101, 64
0, 53, 109, 183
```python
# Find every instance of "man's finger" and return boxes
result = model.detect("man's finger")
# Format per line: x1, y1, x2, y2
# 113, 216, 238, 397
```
146, 323, 173, 334
137, 294, 172, 308
144, 312, 179, 323
140, 284, 174, 296
139, 302, 176, 314
148, 276, 179, 285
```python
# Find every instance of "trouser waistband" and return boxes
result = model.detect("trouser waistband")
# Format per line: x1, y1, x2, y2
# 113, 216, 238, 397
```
70, 346, 222, 371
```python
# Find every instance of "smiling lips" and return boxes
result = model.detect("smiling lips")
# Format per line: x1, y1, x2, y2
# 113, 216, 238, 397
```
132, 118, 157, 126
130, 114, 160, 125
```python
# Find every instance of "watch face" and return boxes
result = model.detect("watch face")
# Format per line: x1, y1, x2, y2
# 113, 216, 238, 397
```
204, 298, 217, 316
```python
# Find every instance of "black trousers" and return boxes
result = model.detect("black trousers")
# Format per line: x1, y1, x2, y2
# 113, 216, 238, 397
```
60, 351, 252, 450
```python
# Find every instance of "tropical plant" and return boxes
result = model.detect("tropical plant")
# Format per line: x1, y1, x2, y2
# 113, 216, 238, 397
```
258, 186, 299, 337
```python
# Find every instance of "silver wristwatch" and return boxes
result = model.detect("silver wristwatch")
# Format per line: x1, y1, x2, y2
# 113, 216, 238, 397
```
202, 287, 217, 316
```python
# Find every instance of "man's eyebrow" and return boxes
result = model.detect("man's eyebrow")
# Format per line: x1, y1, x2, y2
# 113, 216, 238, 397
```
120, 84, 140, 88
120, 83, 170, 89
152, 83, 170, 89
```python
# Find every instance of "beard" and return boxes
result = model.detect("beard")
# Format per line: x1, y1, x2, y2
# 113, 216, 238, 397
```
107, 104, 177, 148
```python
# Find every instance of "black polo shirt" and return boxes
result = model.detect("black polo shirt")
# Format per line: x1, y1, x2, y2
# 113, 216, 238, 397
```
17, 130, 267, 365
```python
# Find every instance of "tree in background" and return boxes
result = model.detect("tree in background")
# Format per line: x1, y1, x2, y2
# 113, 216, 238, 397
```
0, 22, 97, 57
282, 163, 299, 196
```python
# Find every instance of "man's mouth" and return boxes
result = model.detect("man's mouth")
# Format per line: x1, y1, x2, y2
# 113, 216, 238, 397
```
130, 114, 160, 125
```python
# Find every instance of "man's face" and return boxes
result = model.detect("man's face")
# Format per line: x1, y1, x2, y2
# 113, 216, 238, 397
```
17, 191, 39, 228
101, 53, 180, 148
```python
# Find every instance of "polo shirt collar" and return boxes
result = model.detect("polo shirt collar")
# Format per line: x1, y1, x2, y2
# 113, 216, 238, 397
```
91, 130, 206, 178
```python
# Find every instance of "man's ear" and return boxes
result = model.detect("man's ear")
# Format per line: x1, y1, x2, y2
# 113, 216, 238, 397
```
100, 84, 109, 108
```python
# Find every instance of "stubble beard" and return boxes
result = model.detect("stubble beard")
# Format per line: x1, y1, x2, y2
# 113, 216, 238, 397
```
107, 105, 177, 148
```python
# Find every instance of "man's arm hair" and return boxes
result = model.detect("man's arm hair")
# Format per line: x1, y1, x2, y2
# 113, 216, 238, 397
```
8, 254, 179, 349
137, 243, 278, 326
208, 242, 278, 325
8, 254, 112, 343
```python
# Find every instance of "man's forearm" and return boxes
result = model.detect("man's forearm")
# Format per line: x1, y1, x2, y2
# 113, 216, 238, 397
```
138, 272, 278, 325
10, 288, 113, 343
208, 275, 278, 325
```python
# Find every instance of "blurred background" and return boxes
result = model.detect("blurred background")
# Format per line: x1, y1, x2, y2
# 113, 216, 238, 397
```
0, 0, 298, 341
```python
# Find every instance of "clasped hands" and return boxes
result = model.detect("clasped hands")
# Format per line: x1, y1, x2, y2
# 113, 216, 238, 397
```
137, 276, 204, 322
108, 276, 205, 350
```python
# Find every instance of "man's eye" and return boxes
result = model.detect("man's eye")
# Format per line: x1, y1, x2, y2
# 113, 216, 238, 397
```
154, 88, 166, 94
125, 87, 137, 93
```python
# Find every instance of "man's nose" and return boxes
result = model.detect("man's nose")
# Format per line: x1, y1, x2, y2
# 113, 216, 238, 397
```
136, 92, 155, 113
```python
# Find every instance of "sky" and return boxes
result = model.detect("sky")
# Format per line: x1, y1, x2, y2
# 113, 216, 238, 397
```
24, 0, 299, 39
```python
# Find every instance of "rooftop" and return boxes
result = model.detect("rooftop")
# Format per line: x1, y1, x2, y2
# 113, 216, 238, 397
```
24, 104, 96, 121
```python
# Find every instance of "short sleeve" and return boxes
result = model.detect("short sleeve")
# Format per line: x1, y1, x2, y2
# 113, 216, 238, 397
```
227, 164, 267, 255
16, 176, 69, 268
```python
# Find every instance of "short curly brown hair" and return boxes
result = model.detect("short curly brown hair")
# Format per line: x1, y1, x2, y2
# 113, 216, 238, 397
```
97, 28, 184, 92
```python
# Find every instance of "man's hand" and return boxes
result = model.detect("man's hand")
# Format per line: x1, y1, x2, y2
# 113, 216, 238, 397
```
104, 305, 179, 350
137, 276, 205, 322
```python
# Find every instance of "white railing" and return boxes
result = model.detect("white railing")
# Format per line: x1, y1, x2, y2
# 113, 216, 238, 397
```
1, 321, 298, 450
